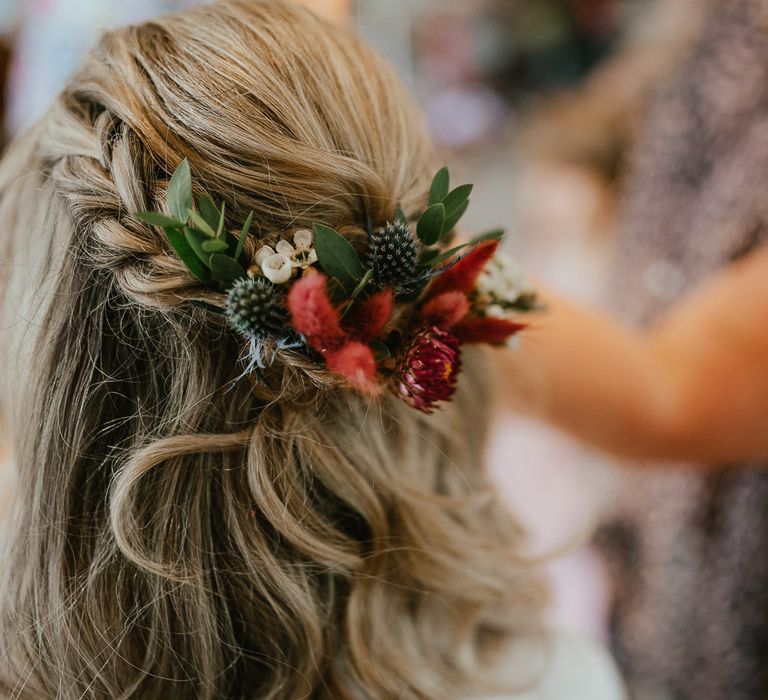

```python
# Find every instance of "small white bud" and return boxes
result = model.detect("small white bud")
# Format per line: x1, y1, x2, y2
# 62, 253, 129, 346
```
293, 229, 313, 249
486, 304, 507, 318
262, 253, 293, 284
275, 239, 295, 257
255, 245, 275, 268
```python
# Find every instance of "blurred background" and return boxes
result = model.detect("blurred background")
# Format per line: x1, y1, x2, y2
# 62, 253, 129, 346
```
0, 0, 701, 659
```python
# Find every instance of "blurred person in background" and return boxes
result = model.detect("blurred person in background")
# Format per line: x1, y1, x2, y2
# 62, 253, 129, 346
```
501, 0, 768, 698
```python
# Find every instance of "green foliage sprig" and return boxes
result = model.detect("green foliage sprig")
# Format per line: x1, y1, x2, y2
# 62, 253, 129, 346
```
312, 223, 364, 291
136, 159, 253, 287
131, 160, 535, 396
415, 167, 504, 267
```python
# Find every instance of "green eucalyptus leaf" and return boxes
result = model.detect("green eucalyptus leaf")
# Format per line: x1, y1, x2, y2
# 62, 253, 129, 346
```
472, 228, 505, 243
429, 167, 450, 205
416, 203, 446, 246
202, 238, 229, 253
216, 201, 227, 240
209, 253, 246, 283
136, 211, 185, 228
394, 205, 407, 224
198, 195, 221, 232
184, 227, 214, 266
442, 183, 473, 213
419, 247, 440, 266
234, 211, 254, 263
164, 227, 211, 283
509, 292, 540, 313
167, 158, 193, 222
442, 199, 470, 236
189, 210, 217, 238
313, 223, 363, 289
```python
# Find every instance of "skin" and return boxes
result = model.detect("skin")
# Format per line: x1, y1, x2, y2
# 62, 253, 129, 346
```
498, 244, 768, 466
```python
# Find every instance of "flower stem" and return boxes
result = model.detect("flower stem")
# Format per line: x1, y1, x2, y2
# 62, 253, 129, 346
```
340, 269, 373, 318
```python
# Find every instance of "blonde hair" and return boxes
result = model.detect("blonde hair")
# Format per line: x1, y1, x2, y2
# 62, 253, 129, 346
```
0, 2, 542, 698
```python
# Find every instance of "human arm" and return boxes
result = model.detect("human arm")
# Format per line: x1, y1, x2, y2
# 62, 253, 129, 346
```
498, 244, 768, 465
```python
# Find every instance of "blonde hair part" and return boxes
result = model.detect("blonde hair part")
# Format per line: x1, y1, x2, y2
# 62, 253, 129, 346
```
0, 2, 543, 698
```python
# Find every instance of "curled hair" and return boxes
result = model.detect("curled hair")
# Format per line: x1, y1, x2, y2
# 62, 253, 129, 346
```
0, 2, 543, 698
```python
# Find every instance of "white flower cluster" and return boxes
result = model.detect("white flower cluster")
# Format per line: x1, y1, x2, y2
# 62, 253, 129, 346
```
251, 229, 318, 284
476, 252, 533, 318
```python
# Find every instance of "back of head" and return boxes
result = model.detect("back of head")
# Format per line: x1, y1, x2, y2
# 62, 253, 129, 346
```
0, 2, 541, 698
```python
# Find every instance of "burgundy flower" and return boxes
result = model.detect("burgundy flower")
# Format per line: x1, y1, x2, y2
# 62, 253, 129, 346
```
397, 326, 462, 413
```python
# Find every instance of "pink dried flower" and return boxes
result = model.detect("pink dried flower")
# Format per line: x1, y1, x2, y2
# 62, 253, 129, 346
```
287, 272, 345, 353
425, 240, 499, 300
397, 326, 462, 414
420, 291, 470, 329
343, 289, 394, 342
326, 341, 378, 391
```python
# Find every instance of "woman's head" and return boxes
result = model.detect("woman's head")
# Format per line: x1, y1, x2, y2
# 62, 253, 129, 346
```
0, 2, 540, 698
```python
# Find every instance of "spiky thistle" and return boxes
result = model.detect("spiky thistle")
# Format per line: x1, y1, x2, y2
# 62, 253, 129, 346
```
369, 221, 420, 287
226, 277, 289, 341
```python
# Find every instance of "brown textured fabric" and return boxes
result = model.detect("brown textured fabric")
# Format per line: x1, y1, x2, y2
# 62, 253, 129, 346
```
601, 1, 768, 698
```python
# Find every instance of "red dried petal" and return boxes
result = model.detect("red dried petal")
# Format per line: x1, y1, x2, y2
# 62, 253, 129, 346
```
326, 341, 378, 390
420, 291, 470, 328
287, 272, 346, 352
454, 317, 527, 345
343, 289, 394, 342
425, 240, 499, 300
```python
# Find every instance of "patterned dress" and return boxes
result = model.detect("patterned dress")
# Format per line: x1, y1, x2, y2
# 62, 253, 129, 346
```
601, 1, 768, 698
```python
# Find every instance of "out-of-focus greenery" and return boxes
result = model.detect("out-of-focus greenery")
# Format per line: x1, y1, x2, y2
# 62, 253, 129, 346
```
481, 0, 638, 101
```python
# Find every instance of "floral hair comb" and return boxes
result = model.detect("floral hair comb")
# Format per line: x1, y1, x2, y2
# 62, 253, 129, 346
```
136, 160, 538, 413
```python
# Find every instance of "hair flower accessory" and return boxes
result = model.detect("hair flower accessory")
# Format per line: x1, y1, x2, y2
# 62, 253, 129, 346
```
136, 161, 539, 413
252, 229, 319, 283
226, 277, 288, 341
260, 251, 293, 284
369, 221, 420, 287
280, 229, 318, 269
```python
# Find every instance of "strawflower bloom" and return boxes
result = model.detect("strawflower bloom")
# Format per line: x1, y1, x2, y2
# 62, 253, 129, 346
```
397, 325, 462, 413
